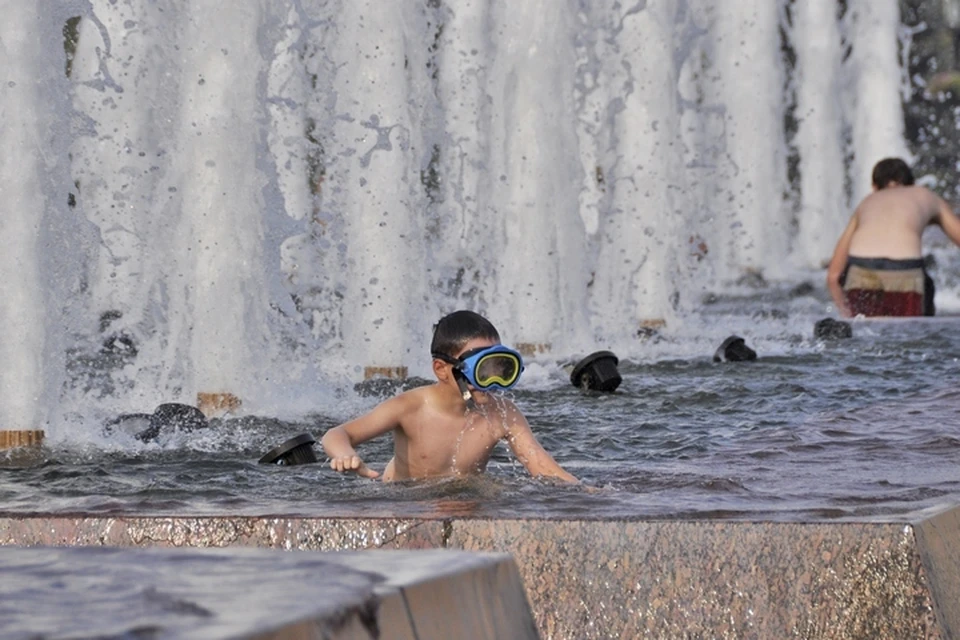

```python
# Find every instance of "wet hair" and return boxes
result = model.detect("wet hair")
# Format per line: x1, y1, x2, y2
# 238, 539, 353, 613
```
871, 158, 915, 189
430, 310, 500, 358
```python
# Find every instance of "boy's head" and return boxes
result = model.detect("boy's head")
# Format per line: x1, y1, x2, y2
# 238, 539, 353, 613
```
430, 310, 500, 358
872, 157, 915, 189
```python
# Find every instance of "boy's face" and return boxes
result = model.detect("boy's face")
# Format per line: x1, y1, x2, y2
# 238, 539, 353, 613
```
455, 337, 499, 360
432, 337, 499, 398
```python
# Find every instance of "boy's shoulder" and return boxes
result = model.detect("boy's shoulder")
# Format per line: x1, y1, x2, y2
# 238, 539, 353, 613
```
382, 383, 454, 428
390, 382, 441, 406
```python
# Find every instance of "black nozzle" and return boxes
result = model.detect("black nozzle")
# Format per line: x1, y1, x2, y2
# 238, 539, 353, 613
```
259, 433, 319, 466
814, 317, 853, 340
151, 403, 208, 432
110, 403, 209, 443
570, 351, 622, 392
138, 403, 208, 441
713, 336, 757, 362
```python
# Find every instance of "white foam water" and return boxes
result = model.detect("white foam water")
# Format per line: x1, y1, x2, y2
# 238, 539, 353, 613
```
0, 3, 91, 432
0, 0, 914, 433
846, 0, 910, 199
793, 0, 848, 268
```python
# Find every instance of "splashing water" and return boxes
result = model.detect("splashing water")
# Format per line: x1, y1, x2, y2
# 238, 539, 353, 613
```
0, 0, 935, 439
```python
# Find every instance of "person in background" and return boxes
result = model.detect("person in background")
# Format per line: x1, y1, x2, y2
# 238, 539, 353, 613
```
827, 157, 960, 317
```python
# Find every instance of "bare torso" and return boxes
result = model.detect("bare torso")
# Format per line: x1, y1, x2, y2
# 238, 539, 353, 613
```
847, 185, 942, 259
381, 388, 514, 481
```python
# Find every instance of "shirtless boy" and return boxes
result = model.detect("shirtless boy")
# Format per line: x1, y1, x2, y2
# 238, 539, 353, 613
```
826, 157, 960, 317
321, 310, 578, 483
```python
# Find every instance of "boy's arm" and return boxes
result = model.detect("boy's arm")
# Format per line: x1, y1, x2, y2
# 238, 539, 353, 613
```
932, 195, 960, 248
321, 393, 415, 479
502, 405, 578, 483
826, 211, 858, 317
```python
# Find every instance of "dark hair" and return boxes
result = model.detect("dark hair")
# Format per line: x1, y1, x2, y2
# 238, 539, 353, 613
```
872, 158, 915, 189
430, 310, 500, 357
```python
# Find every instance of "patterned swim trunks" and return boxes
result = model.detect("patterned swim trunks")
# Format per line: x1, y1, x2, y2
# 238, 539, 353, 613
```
841, 256, 934, 317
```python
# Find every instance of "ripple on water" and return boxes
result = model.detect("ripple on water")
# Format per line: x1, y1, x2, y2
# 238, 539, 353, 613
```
5, 314, 960, 521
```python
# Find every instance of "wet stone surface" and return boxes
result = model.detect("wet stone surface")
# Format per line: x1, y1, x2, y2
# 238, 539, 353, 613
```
0, 545, 535, 640
3, 508, 960, 639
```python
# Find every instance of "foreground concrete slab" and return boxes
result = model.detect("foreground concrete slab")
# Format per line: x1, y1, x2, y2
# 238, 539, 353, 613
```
0, 546, 537, 640
3, 505, 960, 638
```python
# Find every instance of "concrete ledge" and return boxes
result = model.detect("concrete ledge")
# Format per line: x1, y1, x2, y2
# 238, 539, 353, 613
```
3, 506, 960, 638
0, 516, 446, 550
914, 505, 960, 637
0, 546, 536, 640
452, 518, 943, 639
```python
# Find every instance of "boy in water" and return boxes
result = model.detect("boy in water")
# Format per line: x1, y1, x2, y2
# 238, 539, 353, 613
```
321, 310, 578, 483
827, 157, 960, 317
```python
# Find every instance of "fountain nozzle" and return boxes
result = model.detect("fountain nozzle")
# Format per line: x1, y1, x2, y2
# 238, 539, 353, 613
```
570, 351, 622, 393
259, 433, 319, 466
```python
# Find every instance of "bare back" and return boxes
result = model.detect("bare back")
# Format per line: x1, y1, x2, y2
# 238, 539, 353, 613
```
848, 185, 942, 259
382, 385, 515, 481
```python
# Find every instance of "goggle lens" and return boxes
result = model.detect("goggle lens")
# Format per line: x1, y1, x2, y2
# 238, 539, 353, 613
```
454, 345, 524, 390
474, 353, 521, 388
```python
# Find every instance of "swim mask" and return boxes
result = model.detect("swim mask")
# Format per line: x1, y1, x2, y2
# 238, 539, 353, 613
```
432, 344, 525, 391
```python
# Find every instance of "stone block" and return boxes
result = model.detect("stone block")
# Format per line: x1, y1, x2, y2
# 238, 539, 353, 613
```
5, 508, 960, 638
0, 545, 535, 639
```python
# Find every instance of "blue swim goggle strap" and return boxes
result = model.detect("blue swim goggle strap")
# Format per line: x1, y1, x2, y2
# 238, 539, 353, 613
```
432, 345, 525, 391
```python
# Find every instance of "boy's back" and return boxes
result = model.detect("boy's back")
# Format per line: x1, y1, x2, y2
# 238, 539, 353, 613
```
848, 185, 943, 260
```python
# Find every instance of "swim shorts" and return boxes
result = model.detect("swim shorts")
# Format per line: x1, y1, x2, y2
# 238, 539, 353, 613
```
841, 256, 935, 317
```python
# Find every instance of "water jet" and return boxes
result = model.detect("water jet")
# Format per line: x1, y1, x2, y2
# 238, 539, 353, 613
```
0, 2, 956, 638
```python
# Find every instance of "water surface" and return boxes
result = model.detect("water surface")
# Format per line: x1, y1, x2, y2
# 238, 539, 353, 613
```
4, 296, 960, 523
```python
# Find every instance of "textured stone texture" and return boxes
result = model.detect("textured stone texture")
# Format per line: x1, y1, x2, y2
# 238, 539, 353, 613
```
340, 549, 539, 640
449, 519, 942, 639
0, 516, 445, 551
3, 509, 960, 638
914, 505, 960, 638
0, 546, 536, 640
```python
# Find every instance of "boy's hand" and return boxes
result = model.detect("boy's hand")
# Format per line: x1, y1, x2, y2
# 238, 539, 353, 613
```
329, 455, 380, 479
